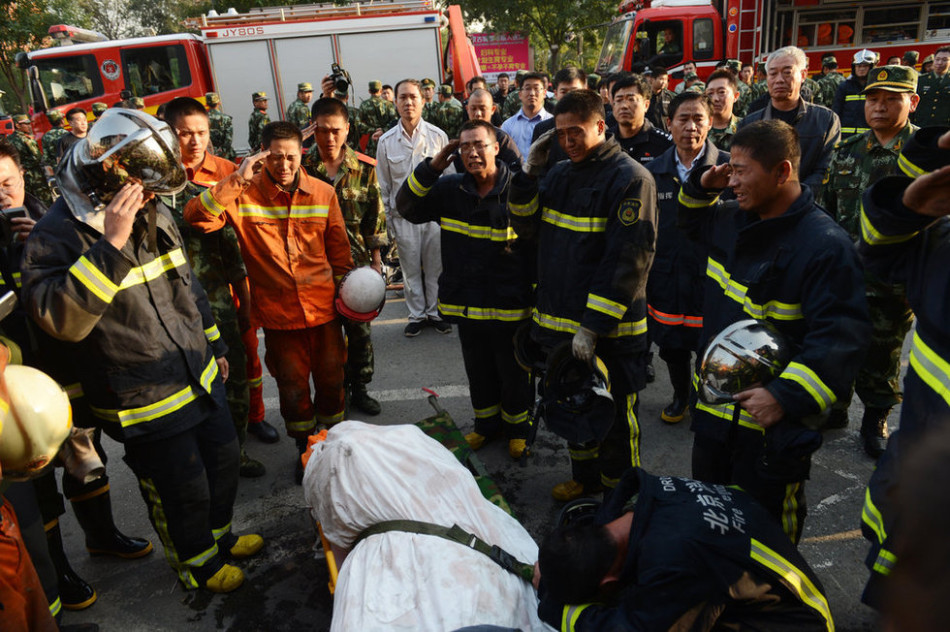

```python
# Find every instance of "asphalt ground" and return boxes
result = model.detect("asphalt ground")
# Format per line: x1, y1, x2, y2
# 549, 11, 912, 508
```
60, 291, 886, 631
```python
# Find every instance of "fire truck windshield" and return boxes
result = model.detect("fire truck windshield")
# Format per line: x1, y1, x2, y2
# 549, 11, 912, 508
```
32, 54, 104, 108
598, 19, 633, 74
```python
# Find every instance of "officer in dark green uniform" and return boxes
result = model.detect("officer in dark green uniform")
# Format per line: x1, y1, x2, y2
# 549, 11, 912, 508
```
286, 82, 314, 131
205, 92, 236, 161
8, 115, 50, 205
820, 65, 920, 457
358, 80, 396, 158
247, 91, 270, 152
914, 46, 949, 127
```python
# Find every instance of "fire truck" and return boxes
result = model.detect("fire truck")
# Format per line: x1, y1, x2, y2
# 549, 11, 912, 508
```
597, 0, 950, 85
15, 0, 479, 153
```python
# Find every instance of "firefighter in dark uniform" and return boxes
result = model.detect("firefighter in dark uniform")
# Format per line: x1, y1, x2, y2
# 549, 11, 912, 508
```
679, 119, 870, 544
398, 119, 535, 459
857, 125, 950, 611
645, 92, 729, 425
608, 74, 673, 166
508, 90, 657, 502
834, 49, 878, 138
536, 468, 834, 632
20, 109, 263, 594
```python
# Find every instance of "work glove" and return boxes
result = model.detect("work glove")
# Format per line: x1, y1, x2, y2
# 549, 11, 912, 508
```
525, 129, 556, 178
572, 326, 598, 363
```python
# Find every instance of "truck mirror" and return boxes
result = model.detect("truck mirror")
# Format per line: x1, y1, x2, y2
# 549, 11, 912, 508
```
27, 66, 48, 113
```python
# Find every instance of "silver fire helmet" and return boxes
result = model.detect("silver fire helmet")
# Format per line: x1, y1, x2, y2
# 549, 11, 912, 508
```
697, 319, 793, 405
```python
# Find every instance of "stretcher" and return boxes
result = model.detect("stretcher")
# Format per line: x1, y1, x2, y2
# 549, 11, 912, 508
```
302, 389, 516, 594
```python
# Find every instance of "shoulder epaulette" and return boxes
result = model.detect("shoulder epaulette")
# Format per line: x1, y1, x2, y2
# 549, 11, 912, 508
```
355, 151, 377, 166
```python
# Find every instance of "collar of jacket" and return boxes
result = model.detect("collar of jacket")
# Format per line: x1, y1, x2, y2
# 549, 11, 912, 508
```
610, 119, 657, 147
763, 97, 807, 124
863, 122, 919, 153
24, 192, 47, 221
458, 159, 511, 198
569, 134, 622, 168
736, 185, 816, 242
653, 139, 723, 177
309, 145, 359, 181
260, 167, 310, 200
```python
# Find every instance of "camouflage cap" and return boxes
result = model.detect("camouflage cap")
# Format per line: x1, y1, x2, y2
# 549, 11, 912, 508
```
131, 97, 145, 108
47, 110, 64, 124
421, 78, 436, 88
515, 69, 528, 79
725, 58, 741, 73
903, 50, 920, 63
205, 92, 221, 105
821, 54, 838, 67
91, 102, 108, 115
686, 81, 706, 93
864, 65, 918, 93
368, 80, 382, 91
439, 84, 453, 96
252, 91, 268, 101
12, 114, 29, 124
922, 54, 934, 64
297, 82, 313, 92
684, 72, 699, 81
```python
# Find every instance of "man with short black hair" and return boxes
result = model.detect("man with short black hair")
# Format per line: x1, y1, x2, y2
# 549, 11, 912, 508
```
646, 66, 675, 131
678, 119, 869, 543
247, 91, 270, 151
56, 108, 88, 164
815, 54, 845, 109
530, 67, 589, 165
501, 72, 552, 157
509, 89, 657, 501
609, 73, 672, 164
915, 45, 950, 126
460, 89, 522, 170
704, 69, 741, 150
492, 73, 511, 104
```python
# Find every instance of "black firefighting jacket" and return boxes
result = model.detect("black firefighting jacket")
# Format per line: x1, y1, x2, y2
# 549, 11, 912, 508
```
832, 75, 869, 137
538, 468, 833, 632
21, 199, 227, 444
508, 137, 657, 362
396, 159, 535, 324
678, 169, 869, 440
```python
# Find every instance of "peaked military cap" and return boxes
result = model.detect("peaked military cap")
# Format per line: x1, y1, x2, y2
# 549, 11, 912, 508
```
298, 82, 313, 92
863, 65, 918, 93
252, 91, 268, 101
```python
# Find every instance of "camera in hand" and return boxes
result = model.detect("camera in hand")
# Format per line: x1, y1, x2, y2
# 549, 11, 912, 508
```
330, 63, 350, 94
0, 207, 27, 248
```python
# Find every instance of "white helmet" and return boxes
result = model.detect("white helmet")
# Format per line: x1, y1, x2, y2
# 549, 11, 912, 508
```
853, 49, 878, 66
697, 319, 793, 405
335, 267, 386, 322
0, 365, 73, 481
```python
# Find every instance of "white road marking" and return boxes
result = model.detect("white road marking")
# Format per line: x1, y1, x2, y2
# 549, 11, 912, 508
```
263, 384, 471, 409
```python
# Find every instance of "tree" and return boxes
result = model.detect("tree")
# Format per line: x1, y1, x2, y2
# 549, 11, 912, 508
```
461, 0, 616, 71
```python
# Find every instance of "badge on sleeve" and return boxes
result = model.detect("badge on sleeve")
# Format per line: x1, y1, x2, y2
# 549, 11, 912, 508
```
618, 198, 641, 226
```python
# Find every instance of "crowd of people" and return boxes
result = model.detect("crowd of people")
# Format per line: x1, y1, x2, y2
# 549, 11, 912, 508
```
0, 41, 947, 631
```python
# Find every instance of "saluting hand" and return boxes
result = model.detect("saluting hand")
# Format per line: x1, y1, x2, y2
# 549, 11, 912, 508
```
525, 129, 556, 178
430, 139, 460, 172
238, 150, 270, 181
700, 163, 732, 190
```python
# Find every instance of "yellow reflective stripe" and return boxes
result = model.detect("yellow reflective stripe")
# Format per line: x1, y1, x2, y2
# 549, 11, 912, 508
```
859, 202, 918, 246
586, 293, 628, 320
437, 301, 532, 322
119, 249, 188, 289
695, 400, 763, 433
678, 187, 720, 209
510, 194, 539, 217
286, 417, 316, 432
69, 256, 120, 303
474, 404, 501, 419
11, 271, 21, 289
532, 309, 646, 338
182, 541, 219, 568
199, 188, 227, 216
541, 208, 607, 232
212, 522, 232, 541
440, 217, 511, 242
139, 477, 195, 587
204, 324, 222, 342
844, 94, 865, 101
316, 411, 344, 426
627, 392, 640, 468
861, 487, 886, 543
782, 482, 801, 541
569, 446, 599, 461
248, 376, 263, 388
502, 409, 528, 424
897, 153, 926, 178
908, 330, 950, 407
48, 596, 61, 618
750, 539, 834, 632
200, 357, 218, 392
237, 204, 329, 219
406, 171, 431, 197
63, 382, 84, 400
872, 548, 897, 576
841, 127, 870, 134
706, 258, 803, 320
779, 361, 836, 410
561, 603, 592, 632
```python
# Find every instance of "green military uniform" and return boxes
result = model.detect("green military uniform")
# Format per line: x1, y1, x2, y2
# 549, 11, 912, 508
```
286, 82, 313, 130
8, 117, 51, 206
708, 115, 741, 151
346, 104, 363, 150
803, 76, 821, 103
302, 145, 388, 402
748, 79, 768, 103
432, 85, 464, 138
733, 81, 751, 117
819, 66, 919, 437
206, 92, 236, 161
422, 101, 441, 125
248, 91, 270, 152
815, 71, 845, 109
501, 89, 522, 119
357, 81, 396, 158
914, 70, 950, 127
40, 111, 69, 169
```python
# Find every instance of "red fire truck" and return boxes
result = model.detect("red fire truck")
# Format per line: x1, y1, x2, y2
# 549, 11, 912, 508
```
597, 0, 950, 85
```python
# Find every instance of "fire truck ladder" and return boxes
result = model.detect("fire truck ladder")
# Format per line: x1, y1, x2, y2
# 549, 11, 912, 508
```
736, 0, 762, 64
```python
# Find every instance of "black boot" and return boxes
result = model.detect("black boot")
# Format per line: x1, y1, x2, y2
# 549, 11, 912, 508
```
70, 488, 153, 559
860, 407, 890, 459
350, 383, 381, 415
45, 520, 97, 611
661, 358, 691, 424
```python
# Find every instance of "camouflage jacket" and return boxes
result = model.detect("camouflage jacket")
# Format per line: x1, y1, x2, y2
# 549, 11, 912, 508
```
501, 89, 521, 119
820, 122, 919, 241
303, 145, 387, 267
40, 128, 69, 168
247, 109, 270, 152
208, 108, 236, 161
708, 115, 741, 151
422, 101, 440, 125
8, 131, 41, 171
734, 81, 751, 117
358, 96, 396, 157
802, 77, 820, 103
814, 72, 845, 109
286, 98, 311, 130
432, 101, 464, 139
347, 105, 362, 150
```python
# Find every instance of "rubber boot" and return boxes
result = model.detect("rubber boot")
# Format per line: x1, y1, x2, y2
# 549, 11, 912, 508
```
860, 407, 890, 459
350, 383, 381, 416
70, 487, 153, 559
661, 358, 691, 424
45, 519, 97, 611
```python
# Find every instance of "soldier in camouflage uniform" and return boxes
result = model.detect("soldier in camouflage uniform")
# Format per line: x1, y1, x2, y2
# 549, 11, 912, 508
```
8, 115, 51, 206
815, 54, 846, 109
357, 80, 396, 158
163, 96, 266, 477
819, 65, 920, 459
802, 76, 821, 103
432, 84, 464, 138
40, 110, 69, 171
286, 82, 314, 131
205, 92, 236, 161
705, 70, 742, 151
247, 91, 270, 152
500, 70, 528, 119
421, 78, 440, 124
89, 102, 107, 129
303, 97, 388, 415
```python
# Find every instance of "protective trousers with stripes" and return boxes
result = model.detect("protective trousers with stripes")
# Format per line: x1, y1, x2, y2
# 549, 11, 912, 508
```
457, 320, 532, 440
241, 326, 266, 423
122, 381, 239, 588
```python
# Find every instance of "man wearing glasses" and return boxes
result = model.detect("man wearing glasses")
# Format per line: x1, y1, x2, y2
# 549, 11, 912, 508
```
501, 73, 552, 158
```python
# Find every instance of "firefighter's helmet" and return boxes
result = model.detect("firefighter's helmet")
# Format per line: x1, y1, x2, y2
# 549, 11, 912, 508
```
542, 342, 614, 444
0, 365, 72, 481
335, 266, 386, 322
853, 49, 879, 66
697, 319, 793, 405
513, 322, 547, 372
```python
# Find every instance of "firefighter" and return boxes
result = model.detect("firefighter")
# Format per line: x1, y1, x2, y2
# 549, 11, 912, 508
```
185, 121, 354, 483
536, 468, 834, 631
834, 49, 878, 138
857, 126, 950, 611
20, 109, 264, 594
397, 119, 535, 458
247, 91, 270, 151
508, 89, 657, 501
608, 73, 672, 165
679, 119, 870, 544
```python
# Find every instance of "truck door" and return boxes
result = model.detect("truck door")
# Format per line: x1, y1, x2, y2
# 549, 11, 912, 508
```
120, 44, 193, 106
639, 19, 686, 70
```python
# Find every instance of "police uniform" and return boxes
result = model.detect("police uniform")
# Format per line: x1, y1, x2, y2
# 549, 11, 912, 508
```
679, 164, 870, 544
247, 91, 270, 152
609, 119, 673, 165
509, 136, 657, 495
858, 125, 950, 609
707, 115, 741, 151
821, 66, 920, 450
286, 82, 313, 130
40, 111, 69, 170
8, 117, 50, 206
914, 70, 950, 127
834, 74, 870, 138
205, 92, 236, 161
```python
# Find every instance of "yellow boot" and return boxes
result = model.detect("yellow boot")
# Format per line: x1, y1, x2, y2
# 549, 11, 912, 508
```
465, 432, 488, 450
204, 564, 244, 593
508, 439, 527, 459
229, 534, 264, 559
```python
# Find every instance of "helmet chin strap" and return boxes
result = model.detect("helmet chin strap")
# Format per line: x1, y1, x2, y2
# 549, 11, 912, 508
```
145, 198, 158, 255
